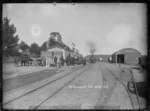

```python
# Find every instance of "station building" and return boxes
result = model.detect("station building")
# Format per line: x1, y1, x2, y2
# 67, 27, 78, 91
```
41, 46, 80, 60
111, 48, 141, 65
41, 46, 69, 60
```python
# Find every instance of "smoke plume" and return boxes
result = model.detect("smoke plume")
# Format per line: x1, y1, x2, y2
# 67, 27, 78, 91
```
86, 41, 96, 55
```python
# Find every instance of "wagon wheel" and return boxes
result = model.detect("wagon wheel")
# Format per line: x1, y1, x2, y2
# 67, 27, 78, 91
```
42, 59, 46, 66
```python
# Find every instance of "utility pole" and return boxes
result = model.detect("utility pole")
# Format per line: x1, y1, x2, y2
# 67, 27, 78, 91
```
116, 52, 117, 64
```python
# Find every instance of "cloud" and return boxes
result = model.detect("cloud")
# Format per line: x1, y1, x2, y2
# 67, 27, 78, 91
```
93, 24, 133, 54
86, 41, 96, 54
106, 24, 131, 46
40, 5, 59, 17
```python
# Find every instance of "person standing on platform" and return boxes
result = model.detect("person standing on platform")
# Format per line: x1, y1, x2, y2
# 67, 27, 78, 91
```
54, 56, 57, 67
60, 55, 64, 66
57, 57, 61, 68
46, 58, 48, 68
66, 56, 69, 66
83, 58, 86, 65
14, 56, 19, 67
46, 58, 49, 68
21, 55, 25, 66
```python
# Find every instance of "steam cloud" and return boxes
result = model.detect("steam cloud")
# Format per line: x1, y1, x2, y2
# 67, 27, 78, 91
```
86, 41, 96, 55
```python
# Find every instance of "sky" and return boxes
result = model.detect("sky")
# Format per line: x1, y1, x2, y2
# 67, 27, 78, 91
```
3, 3, 147, 56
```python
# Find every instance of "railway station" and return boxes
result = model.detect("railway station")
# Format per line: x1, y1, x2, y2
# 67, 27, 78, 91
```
2, 3, 147, 110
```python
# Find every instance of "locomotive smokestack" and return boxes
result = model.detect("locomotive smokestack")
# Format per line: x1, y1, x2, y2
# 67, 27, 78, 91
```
86, 41, 96, 55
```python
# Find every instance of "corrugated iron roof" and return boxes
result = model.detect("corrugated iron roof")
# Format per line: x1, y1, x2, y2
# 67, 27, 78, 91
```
112, 48, 141, 55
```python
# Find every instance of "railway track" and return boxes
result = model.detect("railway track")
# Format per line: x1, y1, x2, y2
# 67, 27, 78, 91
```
96, 62, 136, 109
3, 65, 89, 109
3, 65, 85, 106
34, 65, 89, 109
123, 67, 141, 109
106, 63, 141, 109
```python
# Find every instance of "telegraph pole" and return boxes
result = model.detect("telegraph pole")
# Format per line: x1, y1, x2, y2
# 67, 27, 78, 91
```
116, 52, 117, 64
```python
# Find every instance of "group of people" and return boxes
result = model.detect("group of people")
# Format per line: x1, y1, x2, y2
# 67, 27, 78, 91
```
14, 55, 31, 67
14, 54, 86, 68
14, 55, 43, 67
46, 54, 78, 68
45, 53, 87, 68
45, 55, 65, 68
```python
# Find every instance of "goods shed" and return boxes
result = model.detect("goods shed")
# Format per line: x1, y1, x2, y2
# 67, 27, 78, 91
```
111, 48, 141, 65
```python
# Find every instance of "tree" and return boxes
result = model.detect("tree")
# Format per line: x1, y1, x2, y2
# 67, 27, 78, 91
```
40, 41, 47, 51
76, 49, 79, 54
20, 40, 29, 52
43, 32, 71, 51
48, 32, 63, 48
50, 32, 62, 42
50, 32, 59, 39
11, 46, 21, 56
57, 34, 62, 42
29, 42, 41, 57
72, 42, 76, 52
49, 38, 56, 47
3, 16, 19, 56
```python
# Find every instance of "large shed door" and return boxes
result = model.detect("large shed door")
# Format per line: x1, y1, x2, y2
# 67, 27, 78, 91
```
117, 54, 124, 63
125, 52, 140, 65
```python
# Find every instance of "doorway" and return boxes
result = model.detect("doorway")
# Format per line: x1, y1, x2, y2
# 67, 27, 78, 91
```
117, 54, 124, 63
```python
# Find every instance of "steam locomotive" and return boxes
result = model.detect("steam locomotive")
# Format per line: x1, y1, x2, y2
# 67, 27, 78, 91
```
89, 55, 96, 63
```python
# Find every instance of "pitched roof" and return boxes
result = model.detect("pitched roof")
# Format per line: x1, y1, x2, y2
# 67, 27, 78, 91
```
47, 47, 65, 52
47, 46, 72, 52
